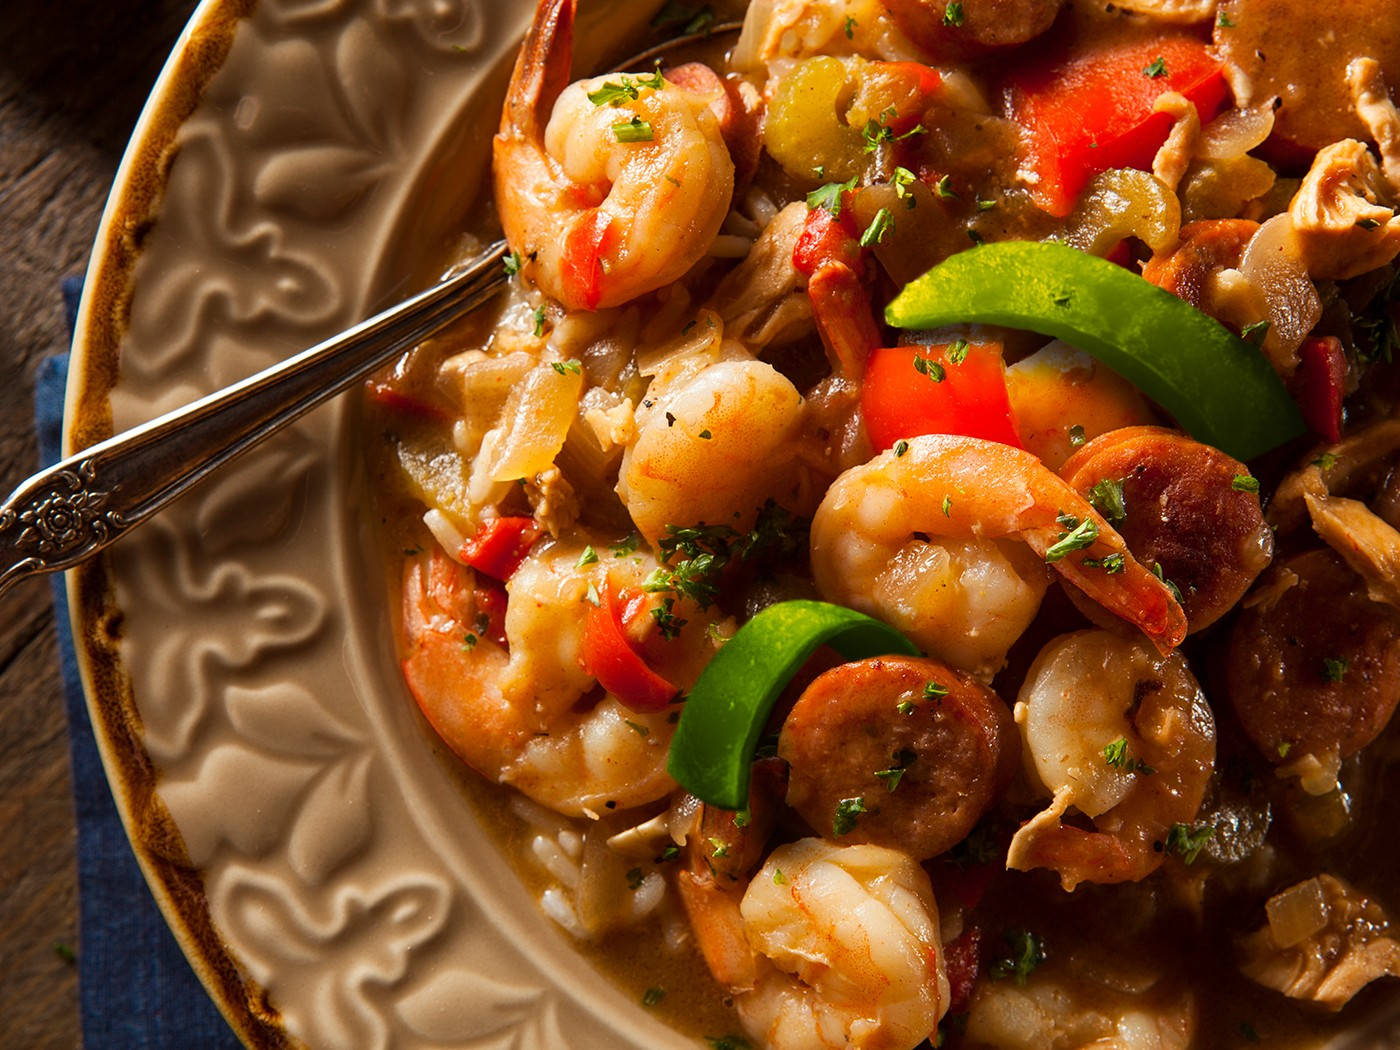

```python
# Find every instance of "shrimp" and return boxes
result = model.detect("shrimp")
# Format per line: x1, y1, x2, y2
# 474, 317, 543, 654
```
493, 0, 734, 312
618, 358, 808, 545
400, 542, 715, 817
731, 839, 949, 1050
1006, 630, 1216, 891
809, 434, 1186, 679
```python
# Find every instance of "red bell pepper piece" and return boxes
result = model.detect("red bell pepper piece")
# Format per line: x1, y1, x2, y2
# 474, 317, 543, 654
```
364, 379, 451, 422
942, 924, 983, 1015
458, 516, 541, 581
862, 342, 1023, 451
560, 208, 614, 311
581, 582, 679, 713
1296, 335, 1346, 443
1007, 33, 1229, 217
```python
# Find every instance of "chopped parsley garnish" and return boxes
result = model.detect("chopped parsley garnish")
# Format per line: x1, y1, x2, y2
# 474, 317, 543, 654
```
942, 494, 952, 517
577, 545, 598, 567
1357, 217, 1383, 230
587, 70, 665, 107
860, 207, 894, 247
892, 166, 918, 207
708, 836, 729, 858
625, 720, 650, 738
1082, 552, 1125, 574
551, 358, 582, 375
844, 14, 857, 37
833, 796, 867, 835
943, 1, 964, 26
1044, 515, 1099, 561
806, 176, 858, 216
975, 194, 997, 212
532, 305, 547, 337
772, 867, 787, 884
947, 338, 969, 364
1313, 452, 1339, 472
1164, 822, 1213, 863
626, 866, 645, 889
643, 986, 666, 1007
1231, 474, 1260, 493
913, 354, 946, 382
1103, 735, 1154, 774
651, 597, 687, 639
874, 748, 917, 791
1321, 656, 1350, 682
1217, 10, 1235, 27
583, 581, 601, 605
1277, 742, 1293, 758
698, 428, 712, 439
989, 929, 1046, 984
935, 174, 958, 199
897, 699, 917, 715
645, 501, 808, 610
1241, 319, 1271, 344
1068, 423, 1087, 447
894, 439, 910, 457
612, 533, 640, 557
1354, 266, 1400, 363
462, 632, 478, 650
656, 843, 680, 862
1153, 561, 1185, 604
503, 250, 523, 276
924, 680, 949, 700
967, 228, 985, 245
1088, 477, 1127, 522
862, 117, 926, 153
612, 115, 655, 143
1142, 56, 1168, 78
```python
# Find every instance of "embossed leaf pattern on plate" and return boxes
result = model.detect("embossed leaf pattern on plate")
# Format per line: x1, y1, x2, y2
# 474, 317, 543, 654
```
90, 1, 679, 1048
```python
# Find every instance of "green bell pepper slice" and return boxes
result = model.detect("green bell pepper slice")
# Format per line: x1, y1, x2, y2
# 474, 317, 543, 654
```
668, 600, 919, 810
884, 241, 1306, 461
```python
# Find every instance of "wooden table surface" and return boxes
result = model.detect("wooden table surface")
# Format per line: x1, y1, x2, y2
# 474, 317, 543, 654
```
0, 2, 198, 1046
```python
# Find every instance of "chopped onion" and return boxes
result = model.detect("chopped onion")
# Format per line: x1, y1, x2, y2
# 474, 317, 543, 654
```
1198, 104, 1277, 162
1266, 877, 1330, 949
1238, 213, 1322, 373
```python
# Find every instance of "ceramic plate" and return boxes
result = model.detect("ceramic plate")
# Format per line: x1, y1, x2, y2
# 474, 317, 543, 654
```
65, 2, 699, 1047
59, 2, 1400, 1048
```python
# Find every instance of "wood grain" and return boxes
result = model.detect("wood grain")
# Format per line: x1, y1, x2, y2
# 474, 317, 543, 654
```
0, 2, 198, 1046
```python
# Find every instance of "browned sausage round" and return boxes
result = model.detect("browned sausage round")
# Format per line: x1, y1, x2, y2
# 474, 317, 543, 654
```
778, 655, 1017, 859
1228, 549, 1400, 766
884, 0, 1066, 58
1141, 219, 1257, 315
1059, 425, 1273, 632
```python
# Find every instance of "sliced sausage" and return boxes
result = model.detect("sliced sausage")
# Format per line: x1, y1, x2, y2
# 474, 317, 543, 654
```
1227, 549, 1400, 765
885, 0, 1066, 59
778, 655, 1017, 860
1141, 219, 1258, 316
1059, 425, 1273, 632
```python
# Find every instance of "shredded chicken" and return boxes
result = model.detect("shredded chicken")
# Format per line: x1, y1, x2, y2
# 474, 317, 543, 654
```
1270, 420, 1400, 607
1348, 57, 1400, 192
1289, 139, 1400, 279
1152, 92, 1201, 192
709, 201, 813, 349
1302, 484, 1400, 609
1240, 874, 1400, 1010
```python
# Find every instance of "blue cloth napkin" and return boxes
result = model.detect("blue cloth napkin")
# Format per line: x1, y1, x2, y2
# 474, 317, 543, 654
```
42, 277, 242, 1050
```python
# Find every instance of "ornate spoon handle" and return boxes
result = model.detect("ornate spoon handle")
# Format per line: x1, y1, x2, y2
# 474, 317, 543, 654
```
0, 240, 508, 597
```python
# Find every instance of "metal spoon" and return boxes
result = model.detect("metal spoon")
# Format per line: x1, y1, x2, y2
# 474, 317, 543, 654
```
0, 22, 741, 598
